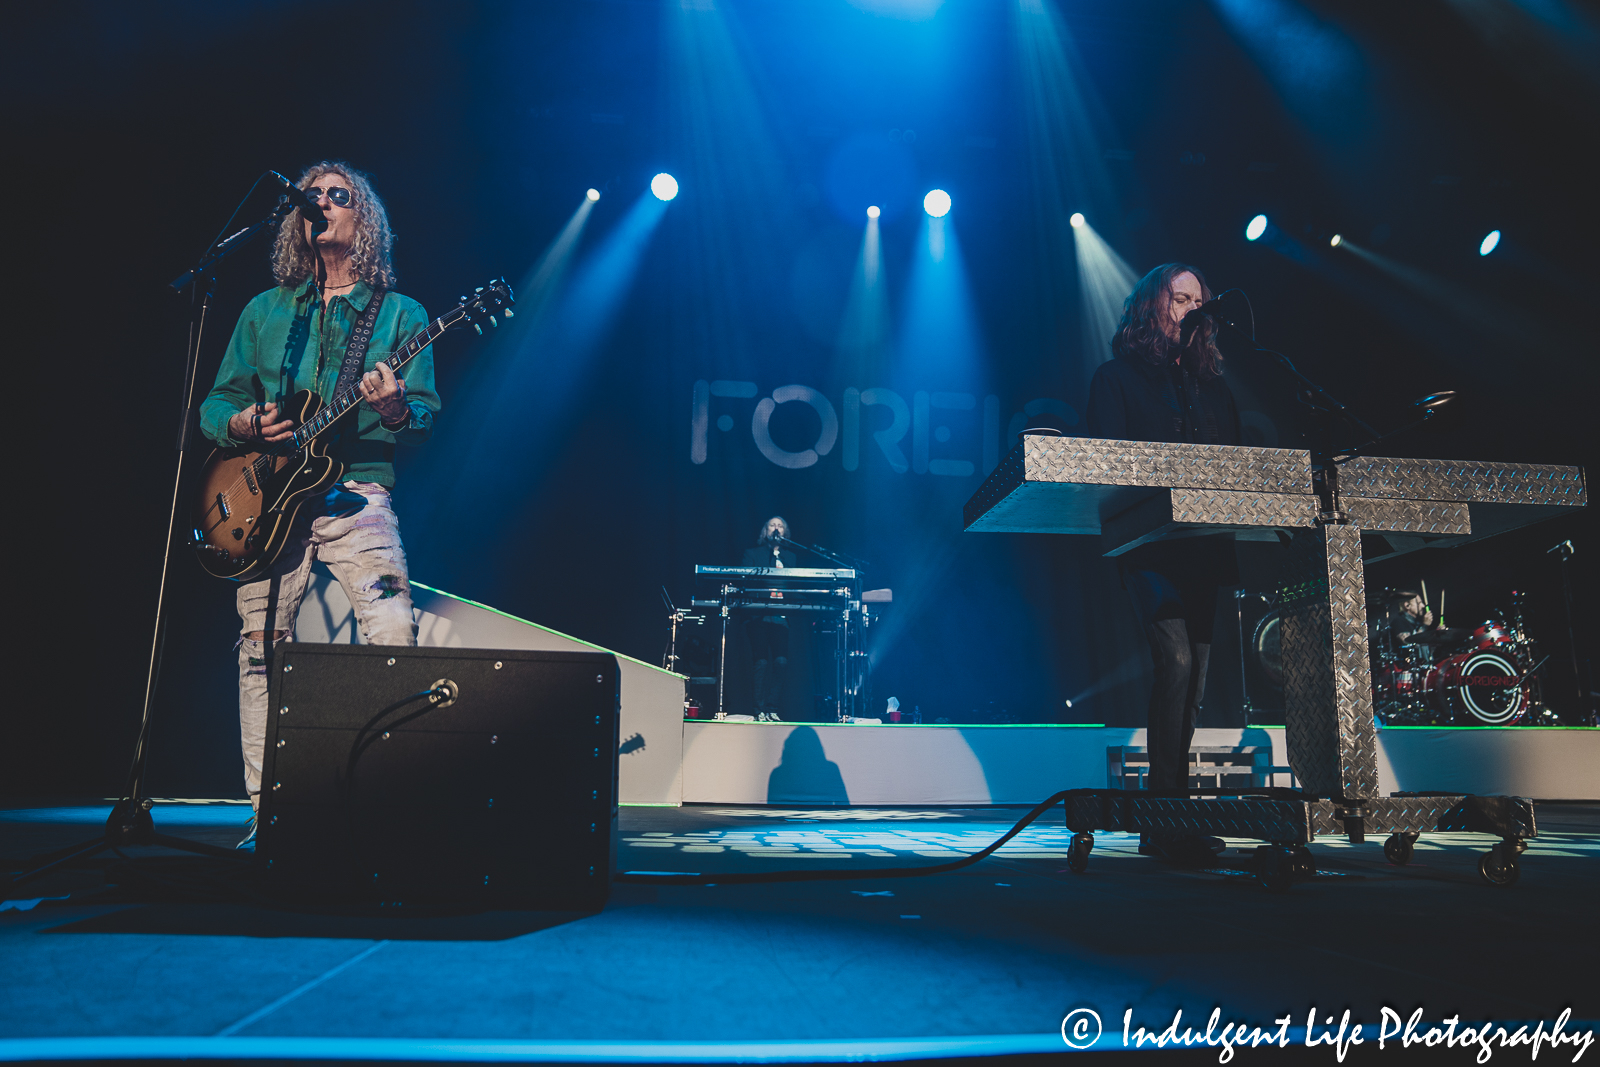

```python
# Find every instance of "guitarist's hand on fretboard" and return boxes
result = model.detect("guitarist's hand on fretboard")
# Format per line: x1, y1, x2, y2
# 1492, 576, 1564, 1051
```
227, 402, 298, 445
358, 362, 409, 426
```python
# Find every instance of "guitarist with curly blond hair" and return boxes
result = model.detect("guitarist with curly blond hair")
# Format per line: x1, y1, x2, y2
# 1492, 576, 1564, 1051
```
199, 161, 441, 848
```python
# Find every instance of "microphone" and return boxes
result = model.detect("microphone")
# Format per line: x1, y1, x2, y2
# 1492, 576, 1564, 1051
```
270, 170, 325, 223
1178, 294, 1230, 346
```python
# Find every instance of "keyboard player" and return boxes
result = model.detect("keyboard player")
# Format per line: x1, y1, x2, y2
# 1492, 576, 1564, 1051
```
1086, 263, 1243, 865
741, 517, 797, 720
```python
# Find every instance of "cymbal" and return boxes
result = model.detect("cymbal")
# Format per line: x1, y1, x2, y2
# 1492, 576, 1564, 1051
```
1400, 627, 1468, 646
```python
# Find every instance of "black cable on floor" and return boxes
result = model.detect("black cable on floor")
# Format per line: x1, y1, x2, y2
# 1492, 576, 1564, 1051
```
615, 790, 1075, 885
614, 785, 1312, 886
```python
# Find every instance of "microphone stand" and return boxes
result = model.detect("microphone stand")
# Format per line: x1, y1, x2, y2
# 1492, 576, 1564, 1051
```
7, 191, 299, 892
772, 534, 870, 572
771, 536, 874, 722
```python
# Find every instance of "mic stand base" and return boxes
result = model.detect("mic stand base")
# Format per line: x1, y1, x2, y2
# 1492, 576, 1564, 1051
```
7, 799, 250, 893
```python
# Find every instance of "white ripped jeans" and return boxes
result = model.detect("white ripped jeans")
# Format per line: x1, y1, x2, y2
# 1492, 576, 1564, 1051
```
235, 482, 416, 803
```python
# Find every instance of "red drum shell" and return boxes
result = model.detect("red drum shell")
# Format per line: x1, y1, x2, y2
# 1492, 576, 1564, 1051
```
1431, 648, 1528, 725
1471, 618, 1513, 648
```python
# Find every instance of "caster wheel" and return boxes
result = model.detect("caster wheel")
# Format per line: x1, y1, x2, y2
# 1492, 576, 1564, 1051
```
1478, 844, 1520, 886
1383, 833, 1414, 866
1255, 847, 1294, 893
1067, 832, 1093, 874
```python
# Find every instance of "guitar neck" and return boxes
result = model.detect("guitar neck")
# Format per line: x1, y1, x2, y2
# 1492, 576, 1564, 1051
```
289, 309, 460, 449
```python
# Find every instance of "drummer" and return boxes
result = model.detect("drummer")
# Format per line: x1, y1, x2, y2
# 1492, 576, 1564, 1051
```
1385, 588, 1444, 661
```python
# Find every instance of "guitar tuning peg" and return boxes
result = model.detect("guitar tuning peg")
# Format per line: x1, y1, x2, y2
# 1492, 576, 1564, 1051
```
459, 296, 468, 304
473, 323, 483, 335
503, 309, 514, 318
489, 315, 497, 327
475, 286, 484, 293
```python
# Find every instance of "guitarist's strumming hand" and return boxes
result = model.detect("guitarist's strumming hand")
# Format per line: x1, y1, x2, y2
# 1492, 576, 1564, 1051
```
359, 361, 409, 428
227, 402, 297, 445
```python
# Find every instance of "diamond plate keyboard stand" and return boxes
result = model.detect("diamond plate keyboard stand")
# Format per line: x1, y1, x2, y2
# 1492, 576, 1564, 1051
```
964, 436, 1586, 889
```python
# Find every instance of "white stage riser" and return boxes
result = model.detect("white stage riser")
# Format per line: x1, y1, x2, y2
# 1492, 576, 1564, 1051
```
294, 566, 687, 805
681, 723, 1600, 805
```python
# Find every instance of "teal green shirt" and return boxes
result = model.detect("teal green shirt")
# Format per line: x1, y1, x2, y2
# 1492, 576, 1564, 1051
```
200, 279, 441, 488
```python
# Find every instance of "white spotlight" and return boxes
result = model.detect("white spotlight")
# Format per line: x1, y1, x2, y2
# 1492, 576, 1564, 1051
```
1479, 230, 1501, 256
651, 173, 679, 201
586, 188, 600, 202
1330, 234, 1342, 248
923, 189, 951, 217
1069, 212, 1086, 228
1246, 214, 1268, 241
867, 205, 881, 219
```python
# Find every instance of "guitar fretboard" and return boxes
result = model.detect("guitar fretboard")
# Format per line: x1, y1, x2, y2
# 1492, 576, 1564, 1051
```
284, 309, 462, 452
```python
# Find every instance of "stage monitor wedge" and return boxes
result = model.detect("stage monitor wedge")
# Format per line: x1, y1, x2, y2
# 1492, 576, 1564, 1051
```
260, 644, 619, 910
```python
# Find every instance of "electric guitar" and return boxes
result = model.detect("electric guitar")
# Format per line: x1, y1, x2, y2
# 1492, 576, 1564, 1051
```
191, 278, 514, 581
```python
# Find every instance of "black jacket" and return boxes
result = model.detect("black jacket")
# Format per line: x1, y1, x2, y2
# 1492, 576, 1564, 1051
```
1086, 355, 1242, 446
1085, 355, 1242, 586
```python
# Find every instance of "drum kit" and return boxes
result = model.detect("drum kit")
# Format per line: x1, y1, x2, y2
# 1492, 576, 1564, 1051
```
1368, 589, 1548, 726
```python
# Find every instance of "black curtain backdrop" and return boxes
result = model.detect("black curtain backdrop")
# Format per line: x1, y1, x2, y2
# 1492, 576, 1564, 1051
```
8, 0, 1594, 799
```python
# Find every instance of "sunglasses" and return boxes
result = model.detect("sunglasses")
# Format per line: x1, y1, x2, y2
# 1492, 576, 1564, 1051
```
305, 185, 352, 208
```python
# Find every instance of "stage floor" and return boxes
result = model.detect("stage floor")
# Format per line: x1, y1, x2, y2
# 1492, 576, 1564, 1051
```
3, 800, 1597, 1064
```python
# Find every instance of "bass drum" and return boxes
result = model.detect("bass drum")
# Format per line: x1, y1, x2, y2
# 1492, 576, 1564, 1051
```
1432, 648, 1531, 725
1251, 608, 1284, 690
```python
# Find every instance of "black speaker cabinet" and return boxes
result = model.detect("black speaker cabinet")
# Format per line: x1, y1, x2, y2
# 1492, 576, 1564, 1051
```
259, 644, 619, 909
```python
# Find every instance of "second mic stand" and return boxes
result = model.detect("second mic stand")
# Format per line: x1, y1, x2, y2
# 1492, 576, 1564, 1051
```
770, 536, 874, 722
8, 189, 300, 893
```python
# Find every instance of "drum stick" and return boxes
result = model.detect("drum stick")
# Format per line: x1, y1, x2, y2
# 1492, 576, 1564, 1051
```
1421, 578, 1429, 609
1438, 589, 1445, 626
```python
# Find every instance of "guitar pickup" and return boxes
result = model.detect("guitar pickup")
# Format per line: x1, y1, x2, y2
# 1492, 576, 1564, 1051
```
214, 493, 230, 520
242, 465, 258, 494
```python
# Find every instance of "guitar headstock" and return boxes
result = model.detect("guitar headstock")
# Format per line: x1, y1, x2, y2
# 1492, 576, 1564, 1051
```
456, 278, 516, 335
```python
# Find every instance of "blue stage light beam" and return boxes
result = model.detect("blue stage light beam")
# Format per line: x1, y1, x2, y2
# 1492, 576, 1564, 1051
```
545, 190, 672, 363
662, 0, 799, 400
1014, 0, 1138, 382
1444, 0, 1600, 106
836, 210, 890, 368
1210, 0, 1370, 143
401, 192, 601, 572
1337, 235, 1543, 346
1070, 217, 1139, 364
846, 0, 945, 19
442, 192, 668, 491
899, 213, 982, 385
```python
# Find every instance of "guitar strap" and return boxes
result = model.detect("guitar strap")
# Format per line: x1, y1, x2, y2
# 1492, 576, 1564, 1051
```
333, 289, 387, 398
321, 289, 387, 514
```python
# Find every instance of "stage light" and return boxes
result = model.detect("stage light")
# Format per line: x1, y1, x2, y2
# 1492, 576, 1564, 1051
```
1479, 229, 1501, 256
1246, 214, 1268, 241
923, 189, 951, 217
586, 188, 600, 202
651, 173, 679, 201
867, 205, 881, 219
1069, 212, 1086, 228
1330, 234, 1342, 248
